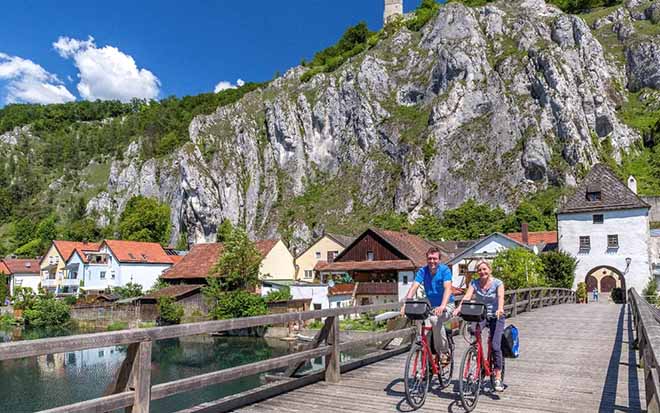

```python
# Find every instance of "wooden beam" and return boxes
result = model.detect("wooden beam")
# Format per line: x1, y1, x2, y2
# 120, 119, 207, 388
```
324, 316, 340, 383
104, 342, 139, 399
150, 346, 331, 400
132, 341, 152, 413
338, 327, 415, 351
37, 392, 134, 413
282, 316, 334, 377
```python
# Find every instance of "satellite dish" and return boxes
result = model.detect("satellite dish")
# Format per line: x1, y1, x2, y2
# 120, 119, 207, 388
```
328, 280, 335, 288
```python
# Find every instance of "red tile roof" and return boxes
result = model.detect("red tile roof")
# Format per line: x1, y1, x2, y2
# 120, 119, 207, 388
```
506, 231, 558, 246
320, 259, 416, 272
161, 240, 280, 280
169, 255, 184, 264
141, 284, 203, 301
103, 240, 173, 264
370, 228, 445, 267
3, 259, 40, 274
51, 241, 101, 262
0, 261, 10, 275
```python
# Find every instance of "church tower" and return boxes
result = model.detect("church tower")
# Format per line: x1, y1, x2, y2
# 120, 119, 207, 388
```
384, 0, 403, 24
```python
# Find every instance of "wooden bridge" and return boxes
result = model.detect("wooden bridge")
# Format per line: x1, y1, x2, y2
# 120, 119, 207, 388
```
0, 288, 654, 412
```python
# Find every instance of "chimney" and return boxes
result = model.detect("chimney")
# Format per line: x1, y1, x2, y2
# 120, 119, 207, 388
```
521, 222, 529, 245
628, 176, 638, 194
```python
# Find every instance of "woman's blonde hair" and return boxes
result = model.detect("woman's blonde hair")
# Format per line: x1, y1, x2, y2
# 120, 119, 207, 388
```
475, 260, 492, 271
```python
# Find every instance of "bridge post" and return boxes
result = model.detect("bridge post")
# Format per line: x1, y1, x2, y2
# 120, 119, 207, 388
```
539, 290, 545, 309
511, 293, 517, 318
325, 316, 341, 383
526, 290, 532, 313
132, 340, 152, 413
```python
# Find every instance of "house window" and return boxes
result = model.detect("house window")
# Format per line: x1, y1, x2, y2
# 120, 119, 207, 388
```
366, 251, 374, 261
315, 251, 321, 259
111, 271, 115, 279
100, 271, 106, 279
402, 275, 408, 285
593, 214, 604, 224
304, 270, 313, 279
608, 234, 619, 249
327, 251, 339, 263
313, 304, 321, 310
586, 192, 602, 201
579, 236, 591, 252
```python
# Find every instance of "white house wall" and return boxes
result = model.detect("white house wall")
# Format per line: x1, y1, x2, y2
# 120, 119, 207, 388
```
398, 271, 414, 302
558, 208, 651, 292
10, 274, 40, 295
290, 285, 331, 309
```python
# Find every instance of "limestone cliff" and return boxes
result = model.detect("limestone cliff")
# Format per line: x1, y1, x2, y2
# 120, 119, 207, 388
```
86, 0, 660, 249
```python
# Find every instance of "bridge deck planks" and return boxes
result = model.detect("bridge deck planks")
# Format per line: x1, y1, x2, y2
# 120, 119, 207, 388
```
236, 303, 645, 412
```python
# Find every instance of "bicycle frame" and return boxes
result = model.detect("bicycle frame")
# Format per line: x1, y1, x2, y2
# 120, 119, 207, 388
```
412, 324, 440, 378
465, 321, 495, 379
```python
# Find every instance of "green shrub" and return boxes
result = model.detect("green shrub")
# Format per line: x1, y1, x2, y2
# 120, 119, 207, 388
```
139, 321, 157, 329
23, 297, 71, 327
264, 287, 293, 303
0, 313, 18, 330
611, 287, 625, 304
12, 287, 37, 311
540, 250, 577, 289
158, 297, 184, 325
340, 314, 386, 331
208, 290, 267, 320
64, 295, 78, 306
643, 276, 658, 304
113, 282, 144, 299
492, 248, 546, 290
407, 0, 441, 31
576, 282, 587, 303
107, 321, 129, 331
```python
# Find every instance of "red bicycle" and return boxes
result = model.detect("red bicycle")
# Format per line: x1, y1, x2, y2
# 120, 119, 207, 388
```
457, 301, 506, 412
403, 300, 455, 410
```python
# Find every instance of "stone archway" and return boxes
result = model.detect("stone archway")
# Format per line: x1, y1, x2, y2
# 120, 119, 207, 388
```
585, 266, 625, 293
585, 275, 598, 292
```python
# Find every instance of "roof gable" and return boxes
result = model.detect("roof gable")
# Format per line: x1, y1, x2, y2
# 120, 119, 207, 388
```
559, 164, 650, 214
48, 241, 101, 263
448, 233, 531, 265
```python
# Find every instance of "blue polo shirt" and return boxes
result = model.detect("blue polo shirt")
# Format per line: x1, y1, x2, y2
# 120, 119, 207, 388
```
414, 264, 454, 307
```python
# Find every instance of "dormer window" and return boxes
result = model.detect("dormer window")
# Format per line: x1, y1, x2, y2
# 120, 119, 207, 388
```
586, 184, 602, 201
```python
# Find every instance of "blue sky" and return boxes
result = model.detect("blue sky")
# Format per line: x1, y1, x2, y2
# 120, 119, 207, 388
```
0, 0, 425, 105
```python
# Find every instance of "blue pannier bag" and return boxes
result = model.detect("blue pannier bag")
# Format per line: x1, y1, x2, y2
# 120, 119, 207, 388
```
502, 324, 519, 358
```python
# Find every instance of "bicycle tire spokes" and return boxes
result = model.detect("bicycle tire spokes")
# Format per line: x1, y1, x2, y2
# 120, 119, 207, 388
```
404, 344, 429, 409
459, 346, 481, 412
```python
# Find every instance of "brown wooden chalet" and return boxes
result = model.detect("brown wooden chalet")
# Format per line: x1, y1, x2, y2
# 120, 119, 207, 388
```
315, 228, 449, 303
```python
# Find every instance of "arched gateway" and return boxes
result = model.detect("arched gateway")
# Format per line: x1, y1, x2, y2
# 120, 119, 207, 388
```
585, 266, 625, 293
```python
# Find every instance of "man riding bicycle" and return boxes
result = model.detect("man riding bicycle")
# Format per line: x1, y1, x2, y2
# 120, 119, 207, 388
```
401, 247, 454, 360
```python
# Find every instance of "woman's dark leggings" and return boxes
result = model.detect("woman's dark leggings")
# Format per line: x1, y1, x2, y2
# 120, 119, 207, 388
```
480, 316, 505, 371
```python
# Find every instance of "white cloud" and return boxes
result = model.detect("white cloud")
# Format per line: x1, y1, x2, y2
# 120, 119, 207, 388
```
214, 78, 245, 93
53, 36, 160, 102
0, 52, 76, 104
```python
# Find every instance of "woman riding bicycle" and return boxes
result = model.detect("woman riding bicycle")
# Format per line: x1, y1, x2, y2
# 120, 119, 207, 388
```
453, 261, 505, 392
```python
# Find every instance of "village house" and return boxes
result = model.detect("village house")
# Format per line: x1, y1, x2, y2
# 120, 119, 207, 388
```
65, 240, 178, 294
40, 241, 101, 295
295, 233, 354, 282
1, 258, 41, 296
447, 232, 534, 288
316, 228, 450, 304
161, 239, 295, 286
139, 284, 207, 320
557, 164, 652, 294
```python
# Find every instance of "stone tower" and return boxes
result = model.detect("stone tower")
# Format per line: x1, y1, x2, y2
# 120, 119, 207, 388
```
384, 0, 403, 24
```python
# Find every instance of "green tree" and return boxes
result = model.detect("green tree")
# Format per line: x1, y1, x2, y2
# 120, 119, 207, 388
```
216, 219, 234, 243
0, 273, 8, 303
12, 286, 37, 310
157, 296, 184, 324
407, 0, 441, 31
209, 226, 263, 291
148, 277, 169, 293
119, 196, 171, 244
206, 289, 268, 320
372, 212, 409, 232
643, 276, 658, 304
540, 250, 577, 289
264, 287, 292, 303
112, 282, 144, 299
492, 248, 546, 290
23, 295, 71, 327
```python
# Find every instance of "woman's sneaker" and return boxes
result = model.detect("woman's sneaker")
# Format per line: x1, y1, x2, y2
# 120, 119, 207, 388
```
494, 379, 505, 392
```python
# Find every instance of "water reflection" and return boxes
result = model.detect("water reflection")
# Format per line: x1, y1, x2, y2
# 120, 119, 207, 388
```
0, 330, 377, 412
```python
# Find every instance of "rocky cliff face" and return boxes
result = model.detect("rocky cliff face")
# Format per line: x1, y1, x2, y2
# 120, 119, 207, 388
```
86, 0, 660, 249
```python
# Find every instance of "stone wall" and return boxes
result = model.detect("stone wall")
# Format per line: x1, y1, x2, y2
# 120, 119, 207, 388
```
642, 196, 660, 223
71, 303, 158, 329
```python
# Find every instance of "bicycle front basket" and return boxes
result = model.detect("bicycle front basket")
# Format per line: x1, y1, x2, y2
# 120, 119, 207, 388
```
404, 299, 431, 320
460, 301, 486, 322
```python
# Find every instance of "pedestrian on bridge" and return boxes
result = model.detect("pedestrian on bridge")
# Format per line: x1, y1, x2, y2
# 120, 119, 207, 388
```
593, 288, 599, 303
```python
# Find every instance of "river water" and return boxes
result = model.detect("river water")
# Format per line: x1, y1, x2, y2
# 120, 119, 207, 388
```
0, 328, 371, 412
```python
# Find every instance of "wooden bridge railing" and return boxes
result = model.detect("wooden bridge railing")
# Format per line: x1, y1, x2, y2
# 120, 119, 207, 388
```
0, 287, 575, 413
629, 288, 660, 413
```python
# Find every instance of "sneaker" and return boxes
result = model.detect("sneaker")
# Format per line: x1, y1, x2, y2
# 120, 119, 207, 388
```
440, 353, 451, 366
494, 379, 505, 392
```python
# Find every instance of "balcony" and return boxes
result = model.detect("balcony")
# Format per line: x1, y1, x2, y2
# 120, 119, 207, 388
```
42, 278, 57, 287
61, 278, 80, 287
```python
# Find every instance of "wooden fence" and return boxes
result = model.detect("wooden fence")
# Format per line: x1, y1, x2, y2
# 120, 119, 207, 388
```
629, 288, 660, 413
0, 287, 575, 413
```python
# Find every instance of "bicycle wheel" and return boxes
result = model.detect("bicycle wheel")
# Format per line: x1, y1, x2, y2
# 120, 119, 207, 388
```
438, 334, 454, 389
404, 343, 430, 410
458, 345, 482, 412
